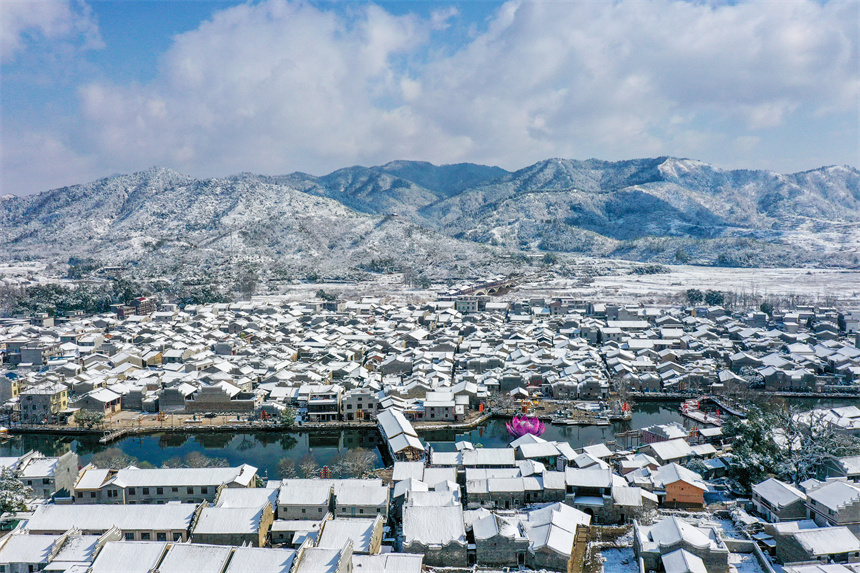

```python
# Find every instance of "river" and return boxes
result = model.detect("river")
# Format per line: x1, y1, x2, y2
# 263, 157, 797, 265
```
0, 397, 851, 479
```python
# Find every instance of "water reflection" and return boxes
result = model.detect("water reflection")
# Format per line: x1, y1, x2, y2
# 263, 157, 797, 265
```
0, 429, 384, 481
3, 398, 842, 480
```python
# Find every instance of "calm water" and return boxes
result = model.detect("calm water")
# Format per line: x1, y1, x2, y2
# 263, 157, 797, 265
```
0, 428, 385, 481
0, 402, 693, 478
424, 401, 686, 451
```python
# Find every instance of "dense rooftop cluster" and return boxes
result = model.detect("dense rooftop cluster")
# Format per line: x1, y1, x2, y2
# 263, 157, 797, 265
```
1, 296, 858, 427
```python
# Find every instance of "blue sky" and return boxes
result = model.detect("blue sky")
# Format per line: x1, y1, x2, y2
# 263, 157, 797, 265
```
2, 0, 858, 195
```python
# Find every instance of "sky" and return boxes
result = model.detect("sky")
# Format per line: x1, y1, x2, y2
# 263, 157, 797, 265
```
1, 0, 858, 196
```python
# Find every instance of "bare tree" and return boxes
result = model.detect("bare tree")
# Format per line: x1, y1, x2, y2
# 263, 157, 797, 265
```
299, 454, 319, 479
332, 448, 377, 478
278, 457, 298, 479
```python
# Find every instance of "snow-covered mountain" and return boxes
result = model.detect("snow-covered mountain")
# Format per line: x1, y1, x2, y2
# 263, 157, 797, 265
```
418, 157, 860, 267
0, 166, 499, 280
1, 158, 858, 275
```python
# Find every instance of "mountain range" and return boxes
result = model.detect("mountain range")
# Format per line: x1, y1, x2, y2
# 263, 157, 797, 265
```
1, 157, 858, 280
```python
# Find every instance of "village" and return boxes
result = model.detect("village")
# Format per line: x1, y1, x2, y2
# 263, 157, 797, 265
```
0, 288, 859, 572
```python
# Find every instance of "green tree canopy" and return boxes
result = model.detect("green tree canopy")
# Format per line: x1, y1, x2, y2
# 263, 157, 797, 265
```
686, 289, 704, 305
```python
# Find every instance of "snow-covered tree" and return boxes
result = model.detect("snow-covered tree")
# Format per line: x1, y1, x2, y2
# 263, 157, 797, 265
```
0, 467, 32, 514
723, 404, 860, 492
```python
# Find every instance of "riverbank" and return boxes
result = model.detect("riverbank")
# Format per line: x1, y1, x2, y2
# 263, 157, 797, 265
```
629, 391, 860, 401
0, 402, 687, 479
7, 410, 497, 444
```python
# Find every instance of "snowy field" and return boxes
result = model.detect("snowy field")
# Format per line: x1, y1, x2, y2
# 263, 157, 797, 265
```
513, 264, 860, 305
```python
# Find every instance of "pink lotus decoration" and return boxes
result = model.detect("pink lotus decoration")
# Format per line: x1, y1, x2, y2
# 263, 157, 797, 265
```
506, 415, 546, 438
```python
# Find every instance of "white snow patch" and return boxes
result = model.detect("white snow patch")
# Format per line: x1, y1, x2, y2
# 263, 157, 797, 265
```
599, 547, 639, 573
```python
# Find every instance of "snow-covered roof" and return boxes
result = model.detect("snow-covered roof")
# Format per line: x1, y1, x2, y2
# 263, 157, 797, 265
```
403, 505, 466, 546
158, 543, 232, 573
216, 486, 277, 508
647, 438, 693, 462
109, 464, 256, 488
807, 481, 860, 512
224, 547, 296, 573
661, 548, 707, 573
752, 478, 806, 507
193, 506, 265, 535
89, 541, 168, 573
352, 554, 423, 573
277, 483, 332, 506
392, 461, 425, 482
75, 467, 111, 490
26, 503, 197, 533
644, 517, 718, 550
0, 534, 57, 564
653, 463, 709, 492
794, 526, 860, 556
317, 518, 377, 553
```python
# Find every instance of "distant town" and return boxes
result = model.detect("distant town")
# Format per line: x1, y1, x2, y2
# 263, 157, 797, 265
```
1, 285, 860, 572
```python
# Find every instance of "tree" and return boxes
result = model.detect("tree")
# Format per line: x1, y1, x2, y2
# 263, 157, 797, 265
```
331, 448, 377, 478
722, 403, 860, 493
89, 448, 139, 469
183, 451, 229, 468
759, 301, 774, 316
161, 452, 228, 468
280, 406, 296, 426
686, 289, 704, 305
704, 290, 724, 306
238, 272, 258, 300
721, 406, 783, 492
278, 457, 298, 479
75, 410, 105, 429
0, 467, 32, 513
684, 458, 710, 476
315, 289, 337, 301
299, 454, 319, 479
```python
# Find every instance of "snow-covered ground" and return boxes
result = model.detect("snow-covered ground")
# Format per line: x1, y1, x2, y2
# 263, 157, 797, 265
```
598, 548, 638, 573
729, 551, 766, 573
515, 262, 860, 305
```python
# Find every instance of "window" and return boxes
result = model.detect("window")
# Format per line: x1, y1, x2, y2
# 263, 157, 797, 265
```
141, 532, 151, 540
201, 487, 208, 495
77, 492, 83, 498
187, 487, 194, 494
359, 508, 364, 514
157, 488, 163, 495
301, 508, 306, 514
129, 488, 136, 495
173, 533, 183, 541
124, 532, 135, 540
142, 488, 149, 495
43, 478, 50, 484
157, 532, 167, 541
172, 487, 178, 493
90, 492, 96, 498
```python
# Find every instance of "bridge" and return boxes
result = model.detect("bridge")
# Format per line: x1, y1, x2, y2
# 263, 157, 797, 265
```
456, 275, 524, 296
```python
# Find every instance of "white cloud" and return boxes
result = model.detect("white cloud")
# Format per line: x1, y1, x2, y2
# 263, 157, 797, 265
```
6, 0, 857, 193
0, 0, 102, 63
430, 6, 459, 31
0, 131, 95, 195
